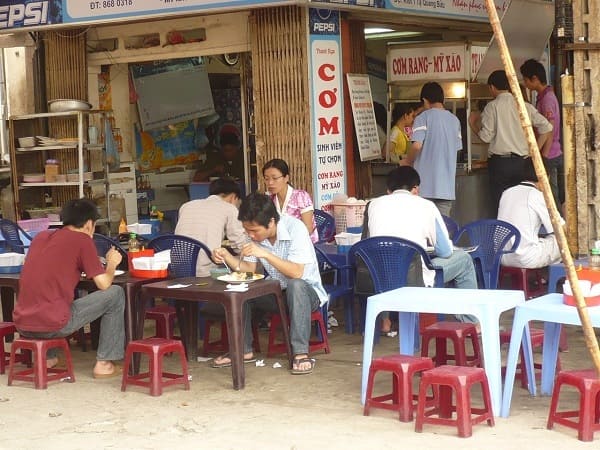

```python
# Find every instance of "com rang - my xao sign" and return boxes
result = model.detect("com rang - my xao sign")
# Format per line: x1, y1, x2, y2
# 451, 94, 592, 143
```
387, 44, 487, 82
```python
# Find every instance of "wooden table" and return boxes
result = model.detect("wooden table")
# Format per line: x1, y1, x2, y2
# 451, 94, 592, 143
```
138, 277, 291, 390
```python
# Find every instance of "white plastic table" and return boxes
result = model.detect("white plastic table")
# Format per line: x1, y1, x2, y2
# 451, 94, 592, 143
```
500, 293, 600, 417
361, 287, 525, 416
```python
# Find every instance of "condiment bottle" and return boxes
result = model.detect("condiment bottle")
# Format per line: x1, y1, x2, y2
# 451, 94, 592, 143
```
589, 248, 600, 270
118, 217, 127, 234
128, 232, 140, 252
45, 159, 60, 182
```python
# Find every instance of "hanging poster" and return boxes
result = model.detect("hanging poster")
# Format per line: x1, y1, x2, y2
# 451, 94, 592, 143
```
130, 57, 215, 131
346, 74, 381, 161
309, 8, 346, 209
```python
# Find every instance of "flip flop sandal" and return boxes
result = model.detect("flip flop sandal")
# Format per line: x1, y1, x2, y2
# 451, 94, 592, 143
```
211, 353, 257, 369
291, 356, 316, 375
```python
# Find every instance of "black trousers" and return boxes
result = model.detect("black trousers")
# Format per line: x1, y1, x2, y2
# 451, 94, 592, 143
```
488, 155, 527, 214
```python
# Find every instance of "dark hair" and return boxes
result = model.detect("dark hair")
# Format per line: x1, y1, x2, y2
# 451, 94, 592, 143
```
220, 132, 240, 148
60, 198, 100, 228
391, 103, 415, 125
519, 158, 538, 183
420, 82, 444, 104
487, 70, 510, 90
238, 192, 280, 228
520, 58, 547, 85
387, 166, 421, 192
262, 158, 290, 177
373, 102, 387, 129
209, 177, 241, 197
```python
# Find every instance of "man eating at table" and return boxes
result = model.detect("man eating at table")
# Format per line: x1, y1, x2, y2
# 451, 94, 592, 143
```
211, 192, 328, 375
13, 198, 125, 378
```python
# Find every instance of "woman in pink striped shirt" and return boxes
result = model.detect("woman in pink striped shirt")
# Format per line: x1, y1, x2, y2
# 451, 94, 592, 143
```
262, 158, 318, 243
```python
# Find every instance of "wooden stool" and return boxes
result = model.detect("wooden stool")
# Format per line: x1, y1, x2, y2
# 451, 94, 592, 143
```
364, 355, 434, 422
267, 309, 329, 357
547, 369, 600, 442
415, 365, 495, 438
145, 305, 177, 339
500, 327, 561, 389
121, 338, 189, 396
421, 322, 482, 367
7, 337, 75, 389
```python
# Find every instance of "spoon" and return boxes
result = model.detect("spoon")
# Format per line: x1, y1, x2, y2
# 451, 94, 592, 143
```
222, 260, 232, 274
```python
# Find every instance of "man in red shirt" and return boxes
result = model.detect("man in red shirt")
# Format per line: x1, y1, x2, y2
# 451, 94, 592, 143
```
13, 199, 125, 378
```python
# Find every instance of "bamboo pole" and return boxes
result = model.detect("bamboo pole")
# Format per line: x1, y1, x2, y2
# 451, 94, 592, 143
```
485, 0, 600, 375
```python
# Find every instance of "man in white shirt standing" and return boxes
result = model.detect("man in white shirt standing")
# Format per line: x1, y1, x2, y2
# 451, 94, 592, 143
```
469, 70, 553, 213
498, 159, 562, 268
368, 166, 478, 292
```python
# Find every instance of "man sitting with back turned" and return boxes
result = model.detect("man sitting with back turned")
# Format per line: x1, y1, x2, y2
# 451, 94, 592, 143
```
211, 193, 328, 375
175, 177, 246, 277
367, 167, 478, 322
13, 198, 125, 378
498, 158, 563, 268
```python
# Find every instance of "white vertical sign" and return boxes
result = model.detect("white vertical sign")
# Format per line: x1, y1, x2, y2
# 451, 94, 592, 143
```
309, 9, 346, 209
346, 74, 381, 161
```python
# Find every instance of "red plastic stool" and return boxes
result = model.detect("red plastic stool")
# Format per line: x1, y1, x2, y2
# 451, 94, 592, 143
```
364, 355, 434, 422
121, 338, 190, 396
421, 322, 482, 367
500, 327, 561, 389
547, 369, 600, 442
415, 365, 495, 438
145, 305, 177, 339
7, 337, 75, 389
499, 266, 547, 299
201, 319, 261, 356
267, 310, 330, 357
1, 322, 30, 374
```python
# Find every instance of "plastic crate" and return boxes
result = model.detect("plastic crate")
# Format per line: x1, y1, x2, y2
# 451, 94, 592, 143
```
332, 202, 366, 234
17, 217, 50, 233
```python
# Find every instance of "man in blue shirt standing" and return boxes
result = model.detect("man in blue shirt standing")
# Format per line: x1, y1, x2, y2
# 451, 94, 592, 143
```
211, 193, 328, 375
404, 82, 462, 216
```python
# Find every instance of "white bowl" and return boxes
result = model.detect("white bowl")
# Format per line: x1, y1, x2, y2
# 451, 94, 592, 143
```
48, 99, 92, 113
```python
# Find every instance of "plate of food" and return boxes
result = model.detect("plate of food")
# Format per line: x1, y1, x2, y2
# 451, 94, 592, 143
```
217, 272, 265, 283
453, 245, 479, 253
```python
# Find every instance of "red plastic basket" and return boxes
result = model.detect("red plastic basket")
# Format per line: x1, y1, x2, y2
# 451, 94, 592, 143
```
17, 217, 50, 233
562, 268, 600, 306
129, 268, 168, 279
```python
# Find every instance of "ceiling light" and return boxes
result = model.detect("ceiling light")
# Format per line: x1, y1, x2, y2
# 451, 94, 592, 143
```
364, 27, 394, 35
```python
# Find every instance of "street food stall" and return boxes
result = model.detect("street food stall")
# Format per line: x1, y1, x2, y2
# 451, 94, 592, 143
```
383, 42, 493, 224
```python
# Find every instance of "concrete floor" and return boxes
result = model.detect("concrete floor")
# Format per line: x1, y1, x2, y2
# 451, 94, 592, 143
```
1, 306, 597, 449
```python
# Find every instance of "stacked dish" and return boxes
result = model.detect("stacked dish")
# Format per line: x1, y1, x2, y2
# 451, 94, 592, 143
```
23, 173, 45, 183
18, 137, 36, 148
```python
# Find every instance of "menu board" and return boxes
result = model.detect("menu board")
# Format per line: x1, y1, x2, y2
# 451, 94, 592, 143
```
346, 74, 381, 161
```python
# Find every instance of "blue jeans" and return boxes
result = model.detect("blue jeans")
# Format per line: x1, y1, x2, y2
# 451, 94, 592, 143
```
244, 279, 321, 355
432, 249, 478, 323
19, 285, 126, 361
